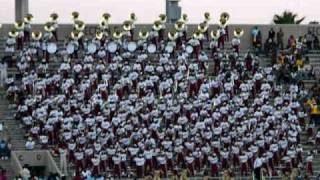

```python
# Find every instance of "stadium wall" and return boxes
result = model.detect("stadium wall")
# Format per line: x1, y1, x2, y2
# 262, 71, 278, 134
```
0, 24, 319, 50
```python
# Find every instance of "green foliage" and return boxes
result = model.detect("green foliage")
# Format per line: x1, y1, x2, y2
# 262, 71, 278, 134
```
273, 11, 305, 24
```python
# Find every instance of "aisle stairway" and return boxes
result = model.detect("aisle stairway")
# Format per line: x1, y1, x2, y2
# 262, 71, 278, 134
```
0, 38, 320, 179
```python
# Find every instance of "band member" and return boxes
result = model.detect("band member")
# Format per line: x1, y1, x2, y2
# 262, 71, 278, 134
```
158, 14, 167, 42
174, 20, 185, 49
208, 154, 219, 176
220, 12, 230, 41
23, 13, 33, 42
179, 13, 188, 41
166, 30, 178, 55
190, 30, 203, 60
49, 13, 59, 41
74, 20, 85, 49
129, 12, 137, 40
209, 30, 220, 57
14, 21, 25, 50
198, 21, 209, 41
218, 19, 227, 49
138, 28, 149, 51
150, 20, 162, 45
70, 30, 84, 58
306, 151, 313, 175
232, 28, 244, 54
7, 29, 19, 54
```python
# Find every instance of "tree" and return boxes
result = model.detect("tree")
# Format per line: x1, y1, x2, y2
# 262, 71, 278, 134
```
273, 11, 305, 24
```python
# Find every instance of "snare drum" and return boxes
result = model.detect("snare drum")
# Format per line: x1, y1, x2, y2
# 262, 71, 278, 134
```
66, 43, 75, 54
47, 43, 57, 54
147, 44, 156, 53
107, 42, 118, 53
87, 43, 97, 54
127, 41, 137, 52
186, 45, 194, 54
165, 45, 174, 53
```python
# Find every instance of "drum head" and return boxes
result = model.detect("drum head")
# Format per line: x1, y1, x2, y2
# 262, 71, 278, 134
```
67, 43, 75, 54
47, 43, 57, 54
127, 42, 137, 52
165, 45, 174, 53
186, 45, 193, 54
147, 44, 156, 53
107, 42, 118, 53
87, 43, 97, 54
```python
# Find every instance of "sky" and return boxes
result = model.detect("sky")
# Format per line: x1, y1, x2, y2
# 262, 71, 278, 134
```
0, 0, 319, 24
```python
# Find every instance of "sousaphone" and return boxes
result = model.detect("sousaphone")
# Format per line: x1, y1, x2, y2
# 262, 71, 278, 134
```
8, 29, 19, 38
99, 20, 109, 30
50, 13, 59, 22
32, 31, 43, 41
74, 20, 85, 31
204, 12, 212, 23
14, 21, 25, 31
139, 29, 149, 40
198, 22, 208, 33
233, 27, 244, 38
193, 30, 204, 40
159, 14, 167, 23
130, 12, 137, 22
168, 30, 178, 41
174, 20, 185, 32
71, 11, 80, 21
24, 13, 34, 23
44, 22, 54, 32
113, 28, 123, 39
96, 30, 104, 40
102, 13, 111, 22
71, 30, 84, 40
153, 20, 163, 31
220, 12, 230, 22
123, 20, 133, 31
180, 13, 188, 23
210, 29, 220, 40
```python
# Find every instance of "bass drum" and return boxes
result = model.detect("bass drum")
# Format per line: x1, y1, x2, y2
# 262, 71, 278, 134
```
87, 43, 97, 54
107, 42, 118, 53
66, 43, 75, 54
127, 41, 137, 52
186, 45, 194, 54
165, 45, 174, 53
147, 44, 156, 54
47, 43, 57, 54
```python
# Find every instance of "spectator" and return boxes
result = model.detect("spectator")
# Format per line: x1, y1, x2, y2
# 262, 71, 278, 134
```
276, 28, 284, 50
25, 137, 35, 150
305, 30, 314, 49
19, 165, 31, 180
288, 35, 296, 49
313, 35, 320, 50
0, 140, 10, 160
0, 169, 7, 180
0, 61, 7, 88
268, 28, 275, 41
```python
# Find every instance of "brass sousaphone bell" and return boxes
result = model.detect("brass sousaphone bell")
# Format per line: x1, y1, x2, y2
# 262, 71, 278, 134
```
139, 28, 149, 40
159, 14, 167, 23
32, 31, 43, 41
210, 29, 220, 40
14, 21, 25, 31
220, 12, 230, 22
113, 28, 123, 39
193, 30, 204, 40
99, 20, 109, 30
233, 27, 244, 38
74, 20, 86, 31
95, 30, 104, 40
71, 30, 84, 40
8, 29, 19, 38
198, 22, 208, 33
153, 20, 163, 31
130, 12, 137, 22
24, 13, 34, 23
180, 13, 188, 23
204, 12, 212, 23
123, 20, 133, 31
44, 22, 54, 32
168, 30, 178, 41
50, 13, 59, 22
175, 20, 185, 32
102, 13, 111, 22
71, 11, 80, 21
